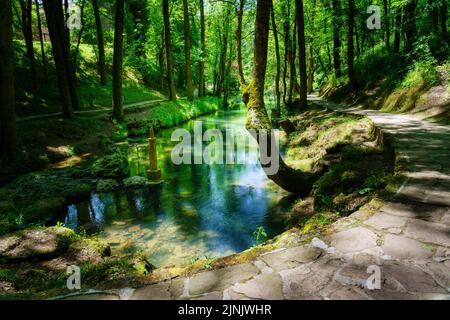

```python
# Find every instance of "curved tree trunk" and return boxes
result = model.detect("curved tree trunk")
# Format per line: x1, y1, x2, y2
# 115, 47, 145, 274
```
183, 0, 194, 101
112, 0, 125, 120
0, 0, 18, 156
245, 0, 317, 195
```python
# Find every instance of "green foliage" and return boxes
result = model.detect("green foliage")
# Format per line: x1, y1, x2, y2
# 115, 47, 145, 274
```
253, 226, 268, 245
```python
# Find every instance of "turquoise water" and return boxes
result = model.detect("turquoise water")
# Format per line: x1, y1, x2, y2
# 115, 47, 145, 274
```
64, 109, 293, 267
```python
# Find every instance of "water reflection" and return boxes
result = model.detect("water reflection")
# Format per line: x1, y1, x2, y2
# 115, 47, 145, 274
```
65, 109, 293, 267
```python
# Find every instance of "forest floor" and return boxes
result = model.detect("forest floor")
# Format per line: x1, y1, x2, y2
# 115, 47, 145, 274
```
53, 95, 450, 300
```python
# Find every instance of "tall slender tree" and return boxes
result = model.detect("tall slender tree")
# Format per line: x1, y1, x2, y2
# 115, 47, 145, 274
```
296, 0, 307, 108
270, 1, 281, 116
35, 0, 48, 83
183, 0, 194, 101
347, 0, 358, 92
0, 0, 18, 156
112, 0, 125, 120
236, 0, 246, 87
332, 0, 342, 77
19, 0, 38, 92
163, 0, 176, 101
199, 0, 206, 97
92, 0, 107, 85
43, 0, 78, 117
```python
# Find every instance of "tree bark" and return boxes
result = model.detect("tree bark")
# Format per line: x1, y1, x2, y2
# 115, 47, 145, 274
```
296, 0, 307, 108
43, 0, 76, 117
112, 0, 125, 120
0, 0, 18, 156
35, 0, 48, 83
183, 0, 194, 101
245, 0, 317, 195
332, 0, 342, 77
404, 0, 417, 52
441, 0, 447, 35
236, 0, 246, 87
270, 1, 281, 117
383, 0, 390, 50
163, 0, 176, 101
428, 0, 439, 32
393, 7, 401, 52
199, 0, 206, 97
19, 0, 38, 92
347, 0, 358, 92
307, 46, 314, 94
92, 0, 107, 85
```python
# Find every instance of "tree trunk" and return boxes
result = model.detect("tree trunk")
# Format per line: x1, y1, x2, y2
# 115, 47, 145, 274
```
92, 0, 107, 85
291, 14, 300, 95
183, 0, 194, 101
236, 0, 246, 87
428, 0, 439, 32
270, 2, 281, 117
112, 0, 125, 120
307, 46, 314, 94
199, 0, 206, 97
296, 0, 307, 108
347, 0, 358, 92
383, 0, 390, 50
0, 0, 18, 156
441, 0, 447, 35
163, 0, 176, 101
283, 1, 292, 104
43, 0, 76, 117
246, 0, 317, 195
393, 7, 401, 52
159, 31, 165, 91
19, 0, 38, 92
404, 0, 417, 52
332, 0, 342, 77
35, 0, 48, 83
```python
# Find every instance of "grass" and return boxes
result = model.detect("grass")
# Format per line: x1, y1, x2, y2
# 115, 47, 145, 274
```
13, 41, 166, 117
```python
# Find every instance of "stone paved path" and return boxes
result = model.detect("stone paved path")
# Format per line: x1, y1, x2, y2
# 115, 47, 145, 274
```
62, 97, 450, 300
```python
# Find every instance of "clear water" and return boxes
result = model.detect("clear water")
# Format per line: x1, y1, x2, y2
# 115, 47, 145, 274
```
64, 109, 294, 267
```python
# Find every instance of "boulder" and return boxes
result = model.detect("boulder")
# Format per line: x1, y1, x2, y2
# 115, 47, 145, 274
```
123, 176, 148, 188
23, 197, 67, 222
0, 227, 75, 262
96, 179, 118, 192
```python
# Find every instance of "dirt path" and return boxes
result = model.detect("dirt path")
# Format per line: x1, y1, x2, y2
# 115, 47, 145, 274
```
17, 99, 167, 123
56, 97, 450, 300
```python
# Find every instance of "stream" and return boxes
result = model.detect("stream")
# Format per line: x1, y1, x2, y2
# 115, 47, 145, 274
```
64, 108, 294, 267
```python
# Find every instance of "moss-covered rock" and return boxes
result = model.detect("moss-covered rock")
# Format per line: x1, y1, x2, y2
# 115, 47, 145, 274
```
23, 197, 67, 222
123, 176, 147, 188
90, 150, 129, 179
96, 179, 119, 192
0, 227, 75, 262
66, 238, 111, 264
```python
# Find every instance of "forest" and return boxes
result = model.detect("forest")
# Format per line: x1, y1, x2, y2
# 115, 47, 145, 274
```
0, 0, 449, 301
